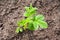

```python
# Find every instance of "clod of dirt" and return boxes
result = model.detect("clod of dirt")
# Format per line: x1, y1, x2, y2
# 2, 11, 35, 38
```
0, 23, 3, 27
55, 28, 60, 35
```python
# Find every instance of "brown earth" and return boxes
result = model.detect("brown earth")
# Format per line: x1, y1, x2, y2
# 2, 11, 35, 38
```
0, 0, 60, 40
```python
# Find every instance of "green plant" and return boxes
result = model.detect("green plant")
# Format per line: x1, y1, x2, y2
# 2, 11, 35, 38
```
16, 4, 48, 33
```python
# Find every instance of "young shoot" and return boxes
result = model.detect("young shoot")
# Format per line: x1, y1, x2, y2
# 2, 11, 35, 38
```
16, 4, 48, 33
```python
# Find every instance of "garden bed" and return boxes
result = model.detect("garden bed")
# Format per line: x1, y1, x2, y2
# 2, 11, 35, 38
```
0, 0, 60, 40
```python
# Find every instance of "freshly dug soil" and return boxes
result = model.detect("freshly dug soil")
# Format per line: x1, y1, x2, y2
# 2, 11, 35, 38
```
0, 0, 60, 40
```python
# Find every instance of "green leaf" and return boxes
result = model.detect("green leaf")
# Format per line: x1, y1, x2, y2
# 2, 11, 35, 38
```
30, 7, 37, 13
20, 28, 23, 32
25, 7, 30, 12
28, 22, 35, 30
28, 21, 39, 30
24, 4, 37, 17
17, 19, 26, 27
35, 15, 44, 21
16, 27, 20, 33
17, 21, 21, 27
30, 3, 33, 9
24, 10, 36, 17
26, 18, 32, 22
37, 20, 48, 28
24, 12, 29, 17
33, 22, 39, 30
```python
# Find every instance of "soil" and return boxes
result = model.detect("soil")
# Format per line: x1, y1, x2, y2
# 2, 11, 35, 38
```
0, 0, 60, 40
